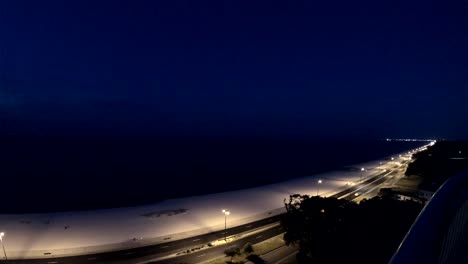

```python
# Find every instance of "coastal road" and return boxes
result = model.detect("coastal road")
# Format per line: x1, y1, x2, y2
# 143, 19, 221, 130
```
164, 162, 411, 264
5, 215, 282, 264
331, 160, 409, 201
5, 225, 285, 264
146, 226, 286, 264
6, 158, 410, 264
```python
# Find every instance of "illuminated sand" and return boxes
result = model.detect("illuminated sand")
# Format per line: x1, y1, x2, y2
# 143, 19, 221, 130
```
0, 148, 424, 259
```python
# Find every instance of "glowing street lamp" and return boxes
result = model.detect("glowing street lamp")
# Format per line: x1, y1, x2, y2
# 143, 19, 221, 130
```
221, 209, 230, 241
0, 232, 6, 260
317, 179, 322, 196
360, 168, 365, 181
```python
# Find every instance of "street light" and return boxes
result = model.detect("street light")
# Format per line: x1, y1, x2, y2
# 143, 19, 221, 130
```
317, 179, 322, 196
360, 168, 365, 181
0, 232, 6, 260
221, 209, 230, 241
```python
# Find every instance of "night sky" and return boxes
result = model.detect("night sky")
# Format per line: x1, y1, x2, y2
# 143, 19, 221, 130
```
1, 0, 467, 139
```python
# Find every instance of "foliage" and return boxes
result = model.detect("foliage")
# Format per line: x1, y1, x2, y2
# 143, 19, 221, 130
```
224, 246, 241, 261
281, 195, 423, 264
242, 242, 254, 254
405, 141, 468, 191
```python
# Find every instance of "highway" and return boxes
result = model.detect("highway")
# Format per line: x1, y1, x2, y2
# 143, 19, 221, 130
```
332, 161, 408, 201
5, 215, 282, 264
147, 226, 285, 264
343, 161, 408, 201
6, 158, 410, 264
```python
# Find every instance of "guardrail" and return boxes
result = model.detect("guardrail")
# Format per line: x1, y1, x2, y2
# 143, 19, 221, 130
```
390, 169, 468, 264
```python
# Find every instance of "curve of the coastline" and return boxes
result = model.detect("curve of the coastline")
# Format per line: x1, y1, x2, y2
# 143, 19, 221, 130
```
0, 145, 428, 259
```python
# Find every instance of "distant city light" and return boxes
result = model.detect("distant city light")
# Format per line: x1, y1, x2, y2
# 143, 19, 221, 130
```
385, 138, 435, 142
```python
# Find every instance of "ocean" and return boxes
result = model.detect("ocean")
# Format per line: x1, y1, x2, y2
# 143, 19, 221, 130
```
0, 135, 424, 213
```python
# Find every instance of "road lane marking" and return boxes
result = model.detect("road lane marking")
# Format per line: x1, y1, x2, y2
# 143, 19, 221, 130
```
197, 253, 206, 257
192, 238, 201, 242
245, 225, 252, 228
124, 252, 134, 255
87, 257, 97, 260
255, 235, 263, 239
362, 176, 398, 196
338, 172, 393, 199
347, 165, 410, 200
160, 245, 170, 249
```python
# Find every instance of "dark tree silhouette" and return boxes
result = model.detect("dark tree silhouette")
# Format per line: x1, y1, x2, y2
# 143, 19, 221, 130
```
243, 242, 254, 254
281, 195, 423, 263
224, 246, 240, 262
405, 141, 468, 191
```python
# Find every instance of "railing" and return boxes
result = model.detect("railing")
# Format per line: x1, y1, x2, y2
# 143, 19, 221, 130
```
390, 169, 468, 264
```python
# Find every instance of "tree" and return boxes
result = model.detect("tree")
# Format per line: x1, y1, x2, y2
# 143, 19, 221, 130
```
281, 194, 423, 263
243, 242, 254, 254
282, 195, 351, 262
224, 246, 240, 262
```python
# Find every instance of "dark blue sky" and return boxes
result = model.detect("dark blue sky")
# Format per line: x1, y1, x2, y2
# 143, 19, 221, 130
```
1, 0, 467, 139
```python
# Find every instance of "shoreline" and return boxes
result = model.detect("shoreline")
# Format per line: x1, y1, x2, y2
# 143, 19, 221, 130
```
0, 138, 425, 214
0, 144, 427, 259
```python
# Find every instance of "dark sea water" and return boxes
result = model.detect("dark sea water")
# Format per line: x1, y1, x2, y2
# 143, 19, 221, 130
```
0, 136, 424, 213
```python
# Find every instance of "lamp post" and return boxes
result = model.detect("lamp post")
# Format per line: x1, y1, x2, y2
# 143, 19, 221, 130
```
317, 179, 322, 196
222, 209, 230, 241
360, 167, 365, 181
0, 232, 6, 260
